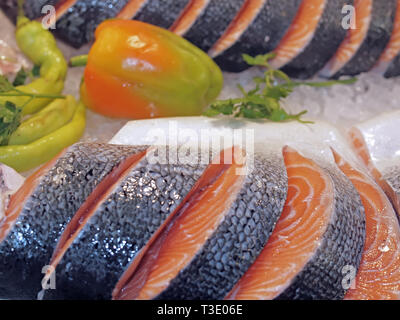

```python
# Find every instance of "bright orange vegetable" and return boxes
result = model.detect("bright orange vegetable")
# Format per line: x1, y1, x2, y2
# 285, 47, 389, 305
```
80, 19, 223, 119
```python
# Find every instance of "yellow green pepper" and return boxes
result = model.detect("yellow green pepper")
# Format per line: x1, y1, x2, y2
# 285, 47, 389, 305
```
0, 16, 67, 115
80, 19, 223, 119
0, 101, 86, 172
8, 95, 77, 146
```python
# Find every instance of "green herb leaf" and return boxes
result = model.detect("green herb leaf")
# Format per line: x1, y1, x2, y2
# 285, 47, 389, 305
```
0, 76, 15, 93
0, 101, 21, 146
242, 53, 276, 67
286, 77, 358, 88
204, 52, 358, 123
31, 64, 40, 77
12, 68, 29, 86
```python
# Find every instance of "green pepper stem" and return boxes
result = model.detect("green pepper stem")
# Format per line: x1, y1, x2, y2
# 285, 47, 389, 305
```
17, 0, 25, 17
69, 55, 88, 67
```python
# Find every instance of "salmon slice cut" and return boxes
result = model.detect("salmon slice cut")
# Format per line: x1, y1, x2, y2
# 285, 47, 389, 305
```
332, 150, 400, 300
40, 149, 148, 299
0, 143, 147, 299
321, 0, 397, 78
320, 0, 372, 77
373, 0, 400, 74
52, 0, 78, 21
383, 52, 400, 77
208, 0, 264, 58
280, 0, 351, 79
269, 0, 326, 70
210, 0, 301, 72
28, 1, 76, 22
348, 128, 400, 217
132, 0, 191, 30
114, 147, 288, 300
0, 149, 66, 243
170, 0, 210, 36
54, 0, 131, 48
170, 0, 245, 52
41, 146, 210, 300
0, 0, 59, 21
116, 0, 148, 19
226, 146, 365, 300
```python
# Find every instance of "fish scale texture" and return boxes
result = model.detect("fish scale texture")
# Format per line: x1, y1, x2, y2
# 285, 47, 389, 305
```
44, 147, 209, 300
214, 0, 302, 72
333, 0, 397, 78
0, 143, 145, 299
182, 0, 245, 52
282, 0, 352, 79
156, 151, 288, 300
54, 0, 129, 48
0, 0, 58, 21
385, 54, 400, 77
383, 166, 400, 204
276, 164, 365, 300
134, 0, 190, 29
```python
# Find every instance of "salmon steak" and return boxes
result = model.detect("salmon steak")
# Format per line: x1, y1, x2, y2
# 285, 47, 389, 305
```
0, 143, 148, 299
0, 142, 291, 300
349, 111, 400, 217
2, 0, 400, 77
332, 150, 400, 300
5, 105, 400, 299
226, 147, 365, 300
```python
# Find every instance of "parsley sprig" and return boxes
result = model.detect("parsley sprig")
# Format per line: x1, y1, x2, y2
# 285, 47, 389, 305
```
204, 53, 357, 123
0, 67, 64, 146
0, 101, 21, 146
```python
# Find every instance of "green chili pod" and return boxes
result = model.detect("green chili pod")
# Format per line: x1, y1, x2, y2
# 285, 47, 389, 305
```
9, 95, 77, 145
0, 101, 86, 172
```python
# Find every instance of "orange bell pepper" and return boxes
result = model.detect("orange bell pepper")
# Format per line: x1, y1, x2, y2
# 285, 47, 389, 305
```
80, 19, 223, 119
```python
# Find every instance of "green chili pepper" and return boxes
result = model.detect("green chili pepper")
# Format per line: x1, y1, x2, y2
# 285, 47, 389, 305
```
0, 101, 86, 172
0, 16, 67, 115
8, 95, 77, 146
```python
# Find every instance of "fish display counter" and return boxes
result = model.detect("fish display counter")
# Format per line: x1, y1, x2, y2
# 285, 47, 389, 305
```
0, 0, 400, 301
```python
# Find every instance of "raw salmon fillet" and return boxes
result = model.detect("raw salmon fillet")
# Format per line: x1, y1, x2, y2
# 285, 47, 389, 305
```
332, 150, 400, 300
269, 0, 326, 69
226, 146, 365, 300
348, 127, 400, 217
320, 0, 372, 77
114, 147, 288, 300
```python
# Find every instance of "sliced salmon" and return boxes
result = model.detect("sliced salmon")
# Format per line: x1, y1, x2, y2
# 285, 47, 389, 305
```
269, 0, 326, 70
51, 0, 78, 20
0, 1, 60, 21
373, 0, 400, 75
118, 0, 190, 30
210, 0, 301, 72
321, 0, 397, 78
113, 147, 288, 300
332, 150, 400, 300
348, 127, 400, 218
383, 52, 400, 77
226, 146, 365, 300
41, 146, 210, 300
170, 0, 210, 35
280, 0, 351, 79
54, 0, 131, 48
170, 0, 245, 52
116, 0, 148, 19
0, 143, 147, 299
